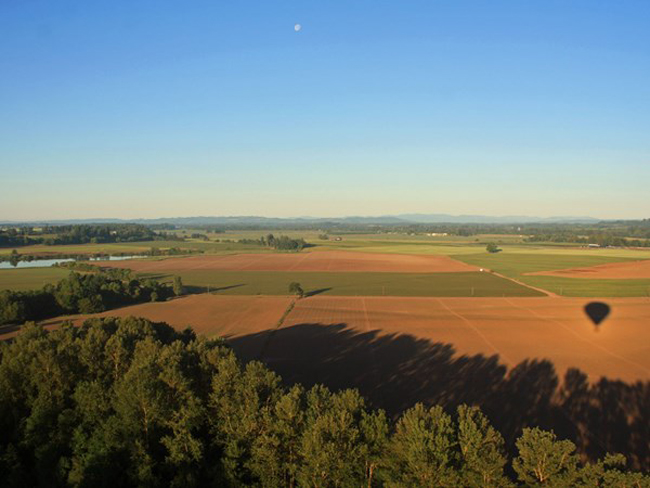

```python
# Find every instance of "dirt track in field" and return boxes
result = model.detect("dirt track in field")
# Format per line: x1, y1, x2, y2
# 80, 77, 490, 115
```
95, 251, 478, 273
32, 295, 293, 359
527, 259, 650, 279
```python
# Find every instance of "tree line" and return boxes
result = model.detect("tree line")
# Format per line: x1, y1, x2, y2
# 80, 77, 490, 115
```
237, 234, 309, 251
0, 225, 153, 247
0, 271, 174, 325
0, 224, 190, 249
0, 317, 646, 487
525, 233, 650, 248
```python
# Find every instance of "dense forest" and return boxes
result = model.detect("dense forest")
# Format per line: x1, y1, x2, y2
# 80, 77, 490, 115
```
0, 317, 647, 487
0, 271, 173, 325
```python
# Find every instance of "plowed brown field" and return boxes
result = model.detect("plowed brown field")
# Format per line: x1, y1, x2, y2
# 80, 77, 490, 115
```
33, 295, 293, 359
26, 294, 649, 384
528, 259, 650, 279
265, 296, 650, 383
96, 251, 478, 273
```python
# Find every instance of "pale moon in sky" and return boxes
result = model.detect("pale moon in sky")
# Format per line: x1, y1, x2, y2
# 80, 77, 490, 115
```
294, 23, 302, 32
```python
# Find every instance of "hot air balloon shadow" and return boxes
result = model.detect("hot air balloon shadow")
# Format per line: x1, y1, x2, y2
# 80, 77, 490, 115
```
584, 301, 610, 332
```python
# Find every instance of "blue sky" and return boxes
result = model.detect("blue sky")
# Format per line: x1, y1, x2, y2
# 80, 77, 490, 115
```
1, 0, 648, 220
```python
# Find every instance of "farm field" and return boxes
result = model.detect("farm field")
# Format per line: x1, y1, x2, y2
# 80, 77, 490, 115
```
24, 294, 650, 409
3, 240, 650, 297
455, 252, 650, 297
27, 294, 650, 385
145, 270, 543, 297
0, 267, 69, 291
316, 238, 650, 258
0, 239, 267, 257
269, 296, 650, 385
96, 251, 479, 273
31, 295, 293, 359
529, 259, 650, 279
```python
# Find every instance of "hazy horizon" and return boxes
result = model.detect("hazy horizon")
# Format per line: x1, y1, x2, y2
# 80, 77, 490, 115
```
0, 211, 642, 224
1, 1, 649, 220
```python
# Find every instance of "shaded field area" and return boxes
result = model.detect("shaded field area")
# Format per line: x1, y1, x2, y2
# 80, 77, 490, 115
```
241, 296, 650, 470
268, 297, 650, 385
530, 259, 650, 280
0, 267, 69, 291
95, 250, 479, 273
28, 295, 650, 384
145, 270, 544, 297
456, 252, 650, 297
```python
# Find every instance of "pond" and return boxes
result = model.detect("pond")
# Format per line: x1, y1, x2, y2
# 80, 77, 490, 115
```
0, 255, 145, 270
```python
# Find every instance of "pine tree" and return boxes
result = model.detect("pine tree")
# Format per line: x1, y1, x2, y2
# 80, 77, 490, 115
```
386, 403, 459, 486
513, 427, 578, 486
456, 405, 510, 487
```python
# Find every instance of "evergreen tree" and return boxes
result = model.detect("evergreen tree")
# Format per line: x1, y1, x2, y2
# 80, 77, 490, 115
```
386, 403, 459, 486
513, 427, 578, 486
456, 405, 510, 487
173, 276, 184, 297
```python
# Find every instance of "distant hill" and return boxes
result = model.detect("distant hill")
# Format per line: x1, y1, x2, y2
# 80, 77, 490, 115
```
2, 214, 603, 226
395, 214, 600, 224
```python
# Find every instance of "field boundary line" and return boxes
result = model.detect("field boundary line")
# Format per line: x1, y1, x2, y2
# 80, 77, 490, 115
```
491, 271, 557, 297
436, 299, 514, 364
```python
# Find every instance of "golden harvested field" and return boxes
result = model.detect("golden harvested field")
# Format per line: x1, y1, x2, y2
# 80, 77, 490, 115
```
95, 250, 479, 273
32, 295, 293, 360
269, 296, 650, 384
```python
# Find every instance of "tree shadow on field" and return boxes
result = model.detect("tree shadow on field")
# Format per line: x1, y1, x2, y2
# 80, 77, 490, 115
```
305, 287, 333, 297
207, 284, 246, 294
229, 323, 650, 471
181, 285, 210, 295
138, 273, 171, 281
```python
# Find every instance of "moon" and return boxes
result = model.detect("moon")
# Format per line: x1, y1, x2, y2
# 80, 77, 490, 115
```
294, 23, 302, 32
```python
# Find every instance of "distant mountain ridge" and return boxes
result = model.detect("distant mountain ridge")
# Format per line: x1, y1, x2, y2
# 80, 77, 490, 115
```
1, 214, 603, 226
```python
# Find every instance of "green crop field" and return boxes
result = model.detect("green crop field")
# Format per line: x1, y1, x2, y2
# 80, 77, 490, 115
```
140, 270, 544, 297
454, 251, 650, 297
0, 243, 149, 256
454, 252, 636, 276
0, 240, 271, 257
0, 268, 70, 291
2, 234, 649, 297
519, 275, 650, 298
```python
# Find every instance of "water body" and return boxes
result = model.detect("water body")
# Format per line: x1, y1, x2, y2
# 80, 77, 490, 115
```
0, 255, 145, 270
